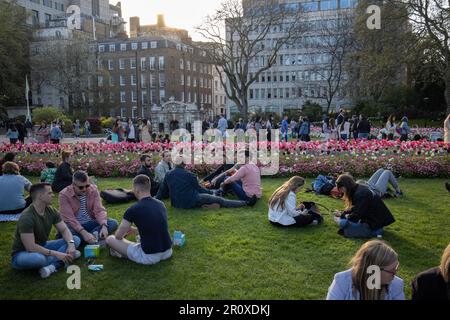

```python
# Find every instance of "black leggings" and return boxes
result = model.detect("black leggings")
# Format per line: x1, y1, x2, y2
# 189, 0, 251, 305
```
270, 211, 323, 228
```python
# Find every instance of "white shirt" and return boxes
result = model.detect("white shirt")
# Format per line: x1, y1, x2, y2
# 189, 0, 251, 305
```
128, 125, 135, 139
268, 192, 302, 226
341, 122, 350, 135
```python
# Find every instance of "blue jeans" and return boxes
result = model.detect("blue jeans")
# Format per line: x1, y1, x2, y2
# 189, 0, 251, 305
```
12, 236, 81, 270
67, 219, 118, 244
367, 169, 399, 197
195, 193, 246, 208
358, 133, 369, 139
228, 181, 252, 202
339, 219, 383, 238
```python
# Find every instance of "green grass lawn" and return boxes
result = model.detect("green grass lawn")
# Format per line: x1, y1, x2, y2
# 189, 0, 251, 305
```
0, 177, 449, 300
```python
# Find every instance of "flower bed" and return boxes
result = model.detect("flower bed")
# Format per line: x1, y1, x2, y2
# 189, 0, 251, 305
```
1, 138, 449, 178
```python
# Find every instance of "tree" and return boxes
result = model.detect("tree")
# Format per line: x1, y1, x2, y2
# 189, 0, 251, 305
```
196, 0, 308, 121
394, 0, 450, 114
302, 11, 355, 114
0, 0, 30, 107
346, 0, 415, 102
30, 37, 96, 114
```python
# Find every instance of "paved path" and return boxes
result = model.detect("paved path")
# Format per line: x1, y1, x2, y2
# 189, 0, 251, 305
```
0, 135, 104, 144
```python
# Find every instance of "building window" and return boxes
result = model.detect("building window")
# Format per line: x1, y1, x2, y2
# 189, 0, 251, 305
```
141, 42, 148, 49
109, 77, 115, 86
180, 59, 184, 69
109, 44, 115, 52
150, 74, 156, 88
92, 0, 100, 16
132, 106, 137, 119
120, 75, 125, 86
181, 75, 184, 85
142, 90, 148, 104
98, 76, 103, 87
120, 43, 127, 51
108, 60, 114, 70
31, 10, 39, 27
99, 45, 105, 52
120, 92, 126, 103
340, 0, 357, 8
141, 57, 146, 70
131, 74, 137, 86
159, 73, 165, 87
120, 107, 126, 118
186, 61, 190, 71
119, 59, 125, 69
181, 92, 185, 102
131, 91, 137, 102
187, 76, 190, 87
159, 89, 166, 102
44, 13, 51, 27
193, 63, 197, 71
141, 74, 146, 87
130, 58, 136, 69
321, 0, 338, 10
149, 57, 155, 70
193, 78, 197, 87
150, 41, 157, 49
188, 92, 191, 103
131, 43, 138, 50
159, 56, 165, 70
110, 92, 115, 102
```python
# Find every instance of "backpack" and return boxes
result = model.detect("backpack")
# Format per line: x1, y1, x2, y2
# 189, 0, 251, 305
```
100, 188, 136, 204
312, 175, 336, 196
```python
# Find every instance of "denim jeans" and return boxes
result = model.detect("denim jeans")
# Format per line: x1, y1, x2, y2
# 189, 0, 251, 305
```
339, 219, 383, 238
228, 181, 251, 202
195, 193, 246, 208
67, 219, 118, 244
367, 169, 399, 197
12, 236, 81, 270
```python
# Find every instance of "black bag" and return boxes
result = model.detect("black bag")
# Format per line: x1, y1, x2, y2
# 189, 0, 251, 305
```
100, 188, 136, 204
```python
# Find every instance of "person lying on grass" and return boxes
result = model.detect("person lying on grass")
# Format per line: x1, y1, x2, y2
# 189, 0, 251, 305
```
106, 175, 172, 265
268, 176, 323, 227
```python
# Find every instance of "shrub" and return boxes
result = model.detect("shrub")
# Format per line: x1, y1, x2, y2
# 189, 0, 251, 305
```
301, 101, 324, 122
32, 106, 71, 127
100, 117, 114, 129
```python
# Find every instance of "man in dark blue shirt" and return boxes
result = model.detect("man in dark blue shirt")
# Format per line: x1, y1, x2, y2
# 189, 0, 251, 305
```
156, 162, 250, 209
106, 175, 172, 265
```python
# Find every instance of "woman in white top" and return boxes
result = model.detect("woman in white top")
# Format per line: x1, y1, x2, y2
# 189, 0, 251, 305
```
385, 115, 397, 140
268, 176, 323, 227
327, 240, 405, 300
329, 118, 338, 140
339, 117, 351, 141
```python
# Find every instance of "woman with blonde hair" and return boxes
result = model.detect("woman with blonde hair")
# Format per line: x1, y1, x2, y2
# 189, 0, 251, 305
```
268, 176, 323, 227
412, 243, 450, 300
327, 240, 404, 300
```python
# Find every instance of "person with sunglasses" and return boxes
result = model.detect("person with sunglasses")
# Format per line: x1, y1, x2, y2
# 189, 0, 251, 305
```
327, 240, 404, 300
59, 171, 118, 245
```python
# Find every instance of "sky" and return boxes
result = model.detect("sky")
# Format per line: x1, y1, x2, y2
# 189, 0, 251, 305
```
120, 0, 224, 41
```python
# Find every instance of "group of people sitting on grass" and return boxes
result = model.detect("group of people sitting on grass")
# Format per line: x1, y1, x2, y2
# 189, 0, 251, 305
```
1, 150, 449, 300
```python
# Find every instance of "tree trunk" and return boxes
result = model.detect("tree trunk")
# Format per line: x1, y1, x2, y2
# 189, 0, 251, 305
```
445, 66, 450, 115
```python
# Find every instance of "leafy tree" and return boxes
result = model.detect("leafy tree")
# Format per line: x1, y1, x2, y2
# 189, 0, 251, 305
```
0, 0, 30, 107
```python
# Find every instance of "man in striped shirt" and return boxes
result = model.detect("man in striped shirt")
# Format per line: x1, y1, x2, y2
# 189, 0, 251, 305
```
59, 171, 118, 245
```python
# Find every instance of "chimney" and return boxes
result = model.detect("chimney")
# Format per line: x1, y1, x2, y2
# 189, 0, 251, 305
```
130, 16, 140, 37
157, 14, 165, 28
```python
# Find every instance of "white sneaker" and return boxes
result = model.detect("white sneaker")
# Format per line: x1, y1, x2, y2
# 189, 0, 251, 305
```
39, 265, 56, 278
311, 220, 319, 225
109, 248, 123, 259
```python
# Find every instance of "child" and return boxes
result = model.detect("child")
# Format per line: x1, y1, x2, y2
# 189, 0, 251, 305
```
40, 161, 57, 184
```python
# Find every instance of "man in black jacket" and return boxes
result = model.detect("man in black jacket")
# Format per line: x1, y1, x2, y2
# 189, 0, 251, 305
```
137, 154, 159, 196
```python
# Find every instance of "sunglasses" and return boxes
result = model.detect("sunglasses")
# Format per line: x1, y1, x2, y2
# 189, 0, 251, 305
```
75, 184, 90, 190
